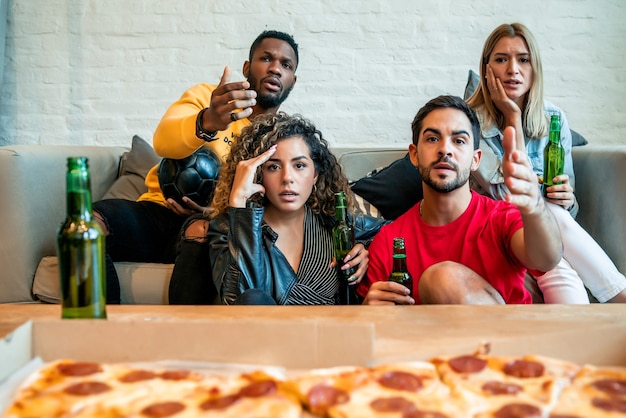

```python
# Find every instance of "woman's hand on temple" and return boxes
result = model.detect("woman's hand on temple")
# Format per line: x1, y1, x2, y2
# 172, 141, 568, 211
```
229, 145, 277, 208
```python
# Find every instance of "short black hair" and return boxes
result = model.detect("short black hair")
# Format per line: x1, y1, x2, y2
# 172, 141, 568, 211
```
411, 95, 481, 150
249, 30, 299, 70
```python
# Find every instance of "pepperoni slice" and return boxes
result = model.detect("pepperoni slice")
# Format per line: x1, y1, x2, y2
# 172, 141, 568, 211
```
239, 380, 277, 398
160, 370, 191, 381
57, 362, 102, 377
591, 378, 626, 396
119, 370, 157, 383
493, 403, 542, 418
482, 380, 523, 395
307, 384, 350, 414
448, 355, 487, 374
378, 371, 424, 392
591, 397, 626, 413
199, 394, 241, 410
403, 409, 448, 418
63, 381, 111, 396
141, 401, 185, 417
503, 360, 545, 378
369, 396, 415, 413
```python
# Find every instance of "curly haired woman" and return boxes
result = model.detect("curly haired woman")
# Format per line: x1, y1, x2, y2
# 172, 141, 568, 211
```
207, 112, 385, 305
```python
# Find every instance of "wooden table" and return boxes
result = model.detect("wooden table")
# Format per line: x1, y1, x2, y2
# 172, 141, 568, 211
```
1, 304, 625, 365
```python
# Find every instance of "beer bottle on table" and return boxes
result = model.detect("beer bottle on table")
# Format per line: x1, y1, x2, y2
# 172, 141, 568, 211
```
543, 114, 565, 197
57, 157, 107, 319
333, 191, 358, 305
388, 237, 413, 297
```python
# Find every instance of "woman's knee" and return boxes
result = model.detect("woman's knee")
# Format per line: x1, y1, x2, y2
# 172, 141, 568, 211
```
183, 218, 210, 242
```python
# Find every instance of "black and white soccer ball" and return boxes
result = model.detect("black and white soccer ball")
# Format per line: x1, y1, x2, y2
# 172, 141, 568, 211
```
157, 148, 221, 209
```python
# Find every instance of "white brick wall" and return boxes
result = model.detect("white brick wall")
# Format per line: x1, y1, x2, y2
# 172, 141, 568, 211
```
1, 0, 624, 148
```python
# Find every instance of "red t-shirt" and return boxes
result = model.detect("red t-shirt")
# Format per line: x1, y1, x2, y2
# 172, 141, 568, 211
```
358, 191, 532, 304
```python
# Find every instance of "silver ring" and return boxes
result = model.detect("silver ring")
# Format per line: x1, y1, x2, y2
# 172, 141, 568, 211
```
230, 112, 237, 122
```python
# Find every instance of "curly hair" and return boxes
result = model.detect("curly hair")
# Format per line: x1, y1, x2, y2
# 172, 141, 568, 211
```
211, 112, 354, 217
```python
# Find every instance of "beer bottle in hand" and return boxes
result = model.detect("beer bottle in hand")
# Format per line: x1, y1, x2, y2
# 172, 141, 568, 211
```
543, 114, 565, 197
333, 191, 357, 305
57, 157, 107, 319
388, 237, 413, 297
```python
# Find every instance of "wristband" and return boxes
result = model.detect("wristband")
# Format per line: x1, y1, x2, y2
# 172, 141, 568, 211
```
195, 108, 218, 142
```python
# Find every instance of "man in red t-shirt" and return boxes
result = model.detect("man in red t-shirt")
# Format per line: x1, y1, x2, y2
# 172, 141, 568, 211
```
358, 95, 562, 305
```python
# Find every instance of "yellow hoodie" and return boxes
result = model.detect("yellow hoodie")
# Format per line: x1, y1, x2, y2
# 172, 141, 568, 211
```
138, 83, 250, 205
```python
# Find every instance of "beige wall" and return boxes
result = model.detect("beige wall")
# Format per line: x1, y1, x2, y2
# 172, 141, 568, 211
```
0, 0, 624, 147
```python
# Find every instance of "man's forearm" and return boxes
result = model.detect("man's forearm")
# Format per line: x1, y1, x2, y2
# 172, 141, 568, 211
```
521, 197, 563, 272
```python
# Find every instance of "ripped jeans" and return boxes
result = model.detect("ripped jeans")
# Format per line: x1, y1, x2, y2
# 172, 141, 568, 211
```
168, 213, 218, 305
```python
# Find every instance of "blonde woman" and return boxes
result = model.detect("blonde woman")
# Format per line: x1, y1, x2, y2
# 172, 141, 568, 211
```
467, 22, 626, 303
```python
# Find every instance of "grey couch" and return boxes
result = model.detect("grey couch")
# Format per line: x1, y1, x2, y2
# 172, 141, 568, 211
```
1, 144, 625, 304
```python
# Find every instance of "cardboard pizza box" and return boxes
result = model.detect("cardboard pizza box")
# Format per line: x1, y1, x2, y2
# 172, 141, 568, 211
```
0, 317, 375, 384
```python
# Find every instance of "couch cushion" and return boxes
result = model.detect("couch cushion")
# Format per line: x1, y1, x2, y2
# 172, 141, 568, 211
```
33, 256, 173, 305
350, 153, 423, 220
102, 135, 160, 200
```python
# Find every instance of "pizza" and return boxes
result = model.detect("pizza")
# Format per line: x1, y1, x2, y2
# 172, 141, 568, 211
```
430, 353, 580, 417
3, 354, 626, 418
549, 364, 626, 417
3, 359, 302, 418
287, 361, 465, 417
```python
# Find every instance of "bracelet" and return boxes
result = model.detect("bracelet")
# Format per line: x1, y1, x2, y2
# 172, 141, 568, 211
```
195, 108, 218, 142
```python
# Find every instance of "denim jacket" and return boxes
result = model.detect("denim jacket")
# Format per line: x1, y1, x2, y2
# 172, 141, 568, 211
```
471, 100, 578, 217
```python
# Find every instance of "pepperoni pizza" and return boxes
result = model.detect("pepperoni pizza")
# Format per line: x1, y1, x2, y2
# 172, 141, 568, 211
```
549, 364, 626, 417
3, 355, 626, 417
430, 353, 580, 417
3, 359, 302, 418
286, 362, 465, 417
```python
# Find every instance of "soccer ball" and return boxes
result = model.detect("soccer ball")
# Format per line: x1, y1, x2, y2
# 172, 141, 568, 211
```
157, 148, 221, 209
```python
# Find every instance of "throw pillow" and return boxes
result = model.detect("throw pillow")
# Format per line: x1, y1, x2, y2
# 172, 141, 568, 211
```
463, 69, 588, 146
350, 153, 423, 220
102, 135, 160, 201
570, 129, 588, 147
463, 69, 480, 100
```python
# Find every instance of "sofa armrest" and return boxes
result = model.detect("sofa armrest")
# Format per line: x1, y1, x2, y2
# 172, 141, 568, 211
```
0, 145, 127, 303
572, 146, 626, 275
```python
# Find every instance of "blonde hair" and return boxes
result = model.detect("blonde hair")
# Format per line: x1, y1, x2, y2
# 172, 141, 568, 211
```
466, 22, 548, 139
211, 112, 354, 217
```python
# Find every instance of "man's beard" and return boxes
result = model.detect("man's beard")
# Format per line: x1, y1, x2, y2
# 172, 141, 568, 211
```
419, 157, 470, 193
247, 74, 294, 109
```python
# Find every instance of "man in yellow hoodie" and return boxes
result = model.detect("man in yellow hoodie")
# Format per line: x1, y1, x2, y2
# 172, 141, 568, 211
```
93, 30, 299, 303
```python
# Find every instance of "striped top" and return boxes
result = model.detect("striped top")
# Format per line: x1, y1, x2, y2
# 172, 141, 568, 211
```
285, 206, 339, 305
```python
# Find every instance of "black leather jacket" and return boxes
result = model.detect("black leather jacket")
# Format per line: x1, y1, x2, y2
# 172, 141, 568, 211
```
208, 205, 388, 305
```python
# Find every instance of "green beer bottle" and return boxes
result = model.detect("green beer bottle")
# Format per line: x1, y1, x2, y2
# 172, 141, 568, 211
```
388, 237, 413, 297
543, 114, 565, 197
57, 157, 107, 319
333, 191, 357, 305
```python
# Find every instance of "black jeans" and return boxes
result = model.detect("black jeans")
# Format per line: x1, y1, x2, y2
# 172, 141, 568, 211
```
168, 213, 217, 305
93, 199, 186, 303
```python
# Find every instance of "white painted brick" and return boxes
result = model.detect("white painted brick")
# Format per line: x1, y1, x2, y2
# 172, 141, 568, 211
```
0, 0, 624, 148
